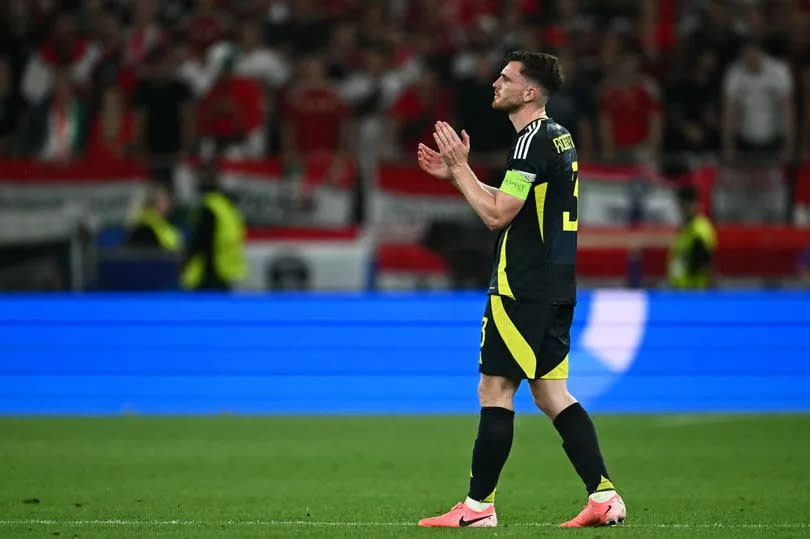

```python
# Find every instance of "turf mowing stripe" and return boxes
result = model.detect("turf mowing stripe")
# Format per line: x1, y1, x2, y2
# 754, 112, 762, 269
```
1, 520, 808, 529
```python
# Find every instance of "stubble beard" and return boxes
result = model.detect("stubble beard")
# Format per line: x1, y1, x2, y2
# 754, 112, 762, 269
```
491, 97, 519, 113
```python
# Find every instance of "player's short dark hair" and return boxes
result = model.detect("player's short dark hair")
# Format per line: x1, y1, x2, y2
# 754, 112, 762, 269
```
504, 50, 565, 97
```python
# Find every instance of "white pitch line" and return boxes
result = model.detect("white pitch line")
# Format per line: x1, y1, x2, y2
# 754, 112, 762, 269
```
0, 520, 808, 529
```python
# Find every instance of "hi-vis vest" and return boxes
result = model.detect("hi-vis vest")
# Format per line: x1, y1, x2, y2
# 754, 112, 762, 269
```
135, 208, 182, 252
668, 215, 716, 289
182, 192, 246, 289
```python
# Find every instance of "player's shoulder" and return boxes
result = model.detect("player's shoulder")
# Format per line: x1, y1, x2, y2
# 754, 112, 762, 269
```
543, 119, 573, 141
509, 118, 575, 170
533, 119, 575, 156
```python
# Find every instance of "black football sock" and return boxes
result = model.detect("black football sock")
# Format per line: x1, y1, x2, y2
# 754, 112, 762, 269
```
553, 402, 614, 494
468, 406, 515, 503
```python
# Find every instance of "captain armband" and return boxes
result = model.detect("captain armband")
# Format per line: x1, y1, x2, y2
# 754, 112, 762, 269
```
499, 170, 536, 201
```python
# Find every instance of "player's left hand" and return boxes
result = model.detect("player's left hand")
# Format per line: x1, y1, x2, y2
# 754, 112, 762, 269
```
433, 121, 470, 171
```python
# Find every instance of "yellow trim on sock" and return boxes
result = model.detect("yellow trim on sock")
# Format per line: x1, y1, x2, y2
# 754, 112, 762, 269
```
596, 475, 615, 492
482, 489, 496, 503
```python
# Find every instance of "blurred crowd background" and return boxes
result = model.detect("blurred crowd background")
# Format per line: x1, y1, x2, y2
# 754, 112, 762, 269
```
2, 0, 810, 291
1, 0, 809, 165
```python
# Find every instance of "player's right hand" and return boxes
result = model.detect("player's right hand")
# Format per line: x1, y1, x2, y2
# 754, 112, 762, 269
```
417, 143, 452, 181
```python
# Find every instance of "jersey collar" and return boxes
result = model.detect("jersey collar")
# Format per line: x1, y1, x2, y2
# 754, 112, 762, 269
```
517, 117, 548, 135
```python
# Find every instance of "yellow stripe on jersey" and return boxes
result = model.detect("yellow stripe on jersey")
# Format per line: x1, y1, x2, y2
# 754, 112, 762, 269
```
541, 354, 569, 380
534, 182, 548, 241
496, 228, 515, 299
490, 295, 536, 378
563, 161, 579, 232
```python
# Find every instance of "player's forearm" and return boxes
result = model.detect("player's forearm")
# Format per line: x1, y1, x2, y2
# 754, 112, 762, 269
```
477, 180, 499, 196
450, 163, 505, 230
450, 176, 497, 196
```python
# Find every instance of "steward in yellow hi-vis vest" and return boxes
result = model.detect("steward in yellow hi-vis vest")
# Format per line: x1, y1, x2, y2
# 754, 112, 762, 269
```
668, 186, 716, 289
126, 183, 182, 252
182, 167, 246, 291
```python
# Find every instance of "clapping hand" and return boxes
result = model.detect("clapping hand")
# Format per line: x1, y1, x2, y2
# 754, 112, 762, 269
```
433, 121, 470, 171
417, 142, 451, 180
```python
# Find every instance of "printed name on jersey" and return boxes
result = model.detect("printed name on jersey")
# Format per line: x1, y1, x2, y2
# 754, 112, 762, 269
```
513, 121, 543, 159
552, 134, 574, 154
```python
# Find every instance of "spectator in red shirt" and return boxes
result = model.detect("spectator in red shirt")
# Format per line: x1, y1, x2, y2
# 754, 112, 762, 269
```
21, 11, 101, 104
125, 0, 167, 72
88, 12, 135, 109
198, 43, 266, 159
636, 0, 676, 67
598, 49, 662, 163
389, 64, 453, 158
280, 55, 351, 185
87, 85, 135, 162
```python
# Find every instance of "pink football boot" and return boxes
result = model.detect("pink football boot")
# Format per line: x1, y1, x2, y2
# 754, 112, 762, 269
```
418, 502, 497, 528
560, 492, 626, 527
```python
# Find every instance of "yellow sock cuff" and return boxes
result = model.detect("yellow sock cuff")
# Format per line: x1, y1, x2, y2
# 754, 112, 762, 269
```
482, 489, 496, 503
596, 475, 615, 492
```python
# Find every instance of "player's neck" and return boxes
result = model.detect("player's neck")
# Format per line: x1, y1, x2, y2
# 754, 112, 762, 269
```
509, 106, 548, 133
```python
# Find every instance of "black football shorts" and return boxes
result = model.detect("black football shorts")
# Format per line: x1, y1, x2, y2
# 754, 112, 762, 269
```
479, 294, 573, 380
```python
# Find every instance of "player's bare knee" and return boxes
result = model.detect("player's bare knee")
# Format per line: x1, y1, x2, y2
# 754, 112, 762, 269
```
530, 383, 575, 418
478, 376, 518, 408
531, 392, 556, 417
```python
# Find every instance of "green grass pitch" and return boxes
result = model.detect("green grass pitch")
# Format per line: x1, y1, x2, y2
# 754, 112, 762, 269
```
1, 414, 809, 537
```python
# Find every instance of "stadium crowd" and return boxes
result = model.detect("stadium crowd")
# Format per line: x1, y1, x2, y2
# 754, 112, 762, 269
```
1, 0, 809, 220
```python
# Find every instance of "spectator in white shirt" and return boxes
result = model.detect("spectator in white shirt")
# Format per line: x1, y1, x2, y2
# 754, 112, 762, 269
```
718, 40, 795, 222
722, 40, 795, 164
233, 21, 289, 89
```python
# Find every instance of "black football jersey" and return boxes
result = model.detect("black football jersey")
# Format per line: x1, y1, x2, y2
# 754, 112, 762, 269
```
487, 117, 578, 304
